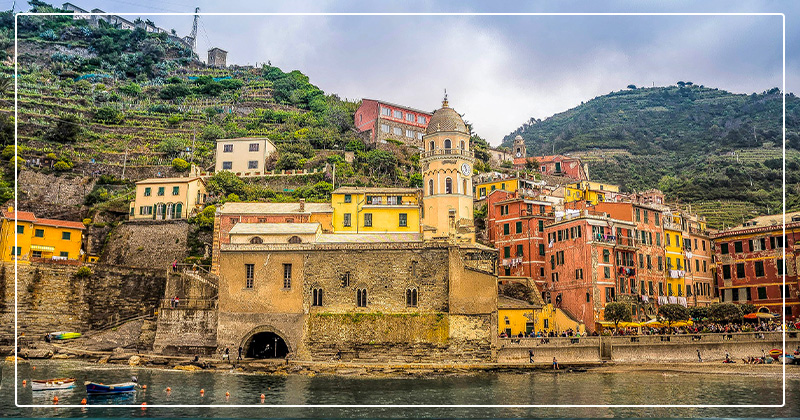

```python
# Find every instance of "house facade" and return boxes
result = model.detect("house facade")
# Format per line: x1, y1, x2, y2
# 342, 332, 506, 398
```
0, 208, 84, 264
129, 177, 207, 221
354, 99, 432, 149
330, 187, 421, 235
214, 137, 277, 175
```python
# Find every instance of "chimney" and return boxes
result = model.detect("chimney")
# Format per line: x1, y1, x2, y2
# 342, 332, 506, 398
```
6, 206, 12, 213
299, 198, 305, 212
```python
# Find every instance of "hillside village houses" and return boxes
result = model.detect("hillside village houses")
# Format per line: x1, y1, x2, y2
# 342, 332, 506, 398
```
0, 208, 85, 264
128, 176, 207, 220
214, 137, 277, 175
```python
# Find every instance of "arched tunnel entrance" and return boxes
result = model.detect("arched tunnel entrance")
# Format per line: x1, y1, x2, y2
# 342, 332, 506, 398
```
246, 331, 289, 359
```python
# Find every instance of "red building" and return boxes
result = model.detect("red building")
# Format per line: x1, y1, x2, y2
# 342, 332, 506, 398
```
487, 189, 554, 286
525, 154, 588, 181
544, 210, 638, 332
354, 99, 432, 149
713, 212, 800, 319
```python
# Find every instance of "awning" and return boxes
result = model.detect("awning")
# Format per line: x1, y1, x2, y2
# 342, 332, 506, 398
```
30, 245, 54, 252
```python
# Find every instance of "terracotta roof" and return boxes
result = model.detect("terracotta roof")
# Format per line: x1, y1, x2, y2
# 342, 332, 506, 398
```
220, 202, 332, 214
35, 218, 86, 230
229, 222, 320, 235
333, 187, 420, 195
425, 105, 468, 135
723, 211, 800, 234
136, 177, 204, 185
498, 295, 540, 309
2, 210, 36, 222
363, 99, 433, 116
317, 233, 422, 243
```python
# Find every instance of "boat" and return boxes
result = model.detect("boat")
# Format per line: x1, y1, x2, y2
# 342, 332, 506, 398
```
31, 378, 76, 391
85, 381, 137, 395
49, 331, 81, 340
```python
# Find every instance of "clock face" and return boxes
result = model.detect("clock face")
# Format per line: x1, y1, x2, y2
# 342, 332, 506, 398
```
461, 163, 470, 176
516, 152, 522, 158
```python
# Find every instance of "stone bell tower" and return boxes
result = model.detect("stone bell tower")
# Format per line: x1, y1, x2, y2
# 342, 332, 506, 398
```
420, 94, 475, 243
513, 135, 526, 159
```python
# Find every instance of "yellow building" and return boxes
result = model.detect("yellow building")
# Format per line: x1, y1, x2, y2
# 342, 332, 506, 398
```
0, 208, 85, 263
474, 178, 520, 200
331, 187, 421, 234
664, 213, 686, 298
564, 181, 620, 205
498, 295, 540, 336
129, 177, 207, 220
420, 97, 475, 242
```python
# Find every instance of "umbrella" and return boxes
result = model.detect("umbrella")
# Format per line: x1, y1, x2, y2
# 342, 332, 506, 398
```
743, 312, 759, 320
756, 312, 776, 319
671, 320, 694, 327
640, 319, 664, 328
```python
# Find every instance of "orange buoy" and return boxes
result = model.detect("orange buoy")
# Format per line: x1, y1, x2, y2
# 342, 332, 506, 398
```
81, 398, 87, 405
260, 393, 265, 403
225, 391, 230, 397
142, 384, 147, 390
32, 366, 35, 370
52, 396, 58, 404
200, 388, 205, 396
22, 380, 26, 386
166, 387, 171, 392
141, 402, 147, 410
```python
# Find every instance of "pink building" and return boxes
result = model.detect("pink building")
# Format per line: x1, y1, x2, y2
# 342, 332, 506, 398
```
354, 99, 432, 149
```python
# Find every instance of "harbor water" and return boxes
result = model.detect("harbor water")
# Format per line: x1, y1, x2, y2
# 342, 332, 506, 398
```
1, 360, 798, 418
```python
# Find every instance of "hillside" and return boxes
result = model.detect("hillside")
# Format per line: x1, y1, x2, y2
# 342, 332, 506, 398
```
502, 84, 800, 227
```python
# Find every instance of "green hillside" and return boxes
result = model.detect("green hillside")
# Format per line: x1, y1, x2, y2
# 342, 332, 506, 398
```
502, 84, 799, 227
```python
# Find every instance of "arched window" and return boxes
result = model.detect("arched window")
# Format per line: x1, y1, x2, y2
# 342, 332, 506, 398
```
250, 236, 263, 244
406, 288, 418, 307
356, 288, 367, 307
463, 179, 467, 195
288, 236, 302, 244
517, 147, 521, 153
174, 203, 183, 219
429, 140, 435, 151
429, 179, 434, 195
460, 140, 465, 150
165, 203, 174, 220
445, 177, 452, 194
312, 288, 323, 306
444, 139, 451, 149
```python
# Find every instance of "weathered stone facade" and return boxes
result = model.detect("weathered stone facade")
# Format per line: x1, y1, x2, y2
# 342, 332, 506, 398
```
102, 220, 191, 268
215, 242, 497, 362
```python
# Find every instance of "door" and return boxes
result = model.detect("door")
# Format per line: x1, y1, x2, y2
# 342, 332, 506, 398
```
600, 338, 612, 360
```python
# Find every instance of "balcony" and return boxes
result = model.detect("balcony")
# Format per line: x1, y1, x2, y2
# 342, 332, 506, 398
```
420, 148, 474, 159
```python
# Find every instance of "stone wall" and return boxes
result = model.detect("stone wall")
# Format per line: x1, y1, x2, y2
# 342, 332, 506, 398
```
497, 332, 800, 363
153, 307, 218, 355
0, 262, 166, 346
102, 220, 191, 268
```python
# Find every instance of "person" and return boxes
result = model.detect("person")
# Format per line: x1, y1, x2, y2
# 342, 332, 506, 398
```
174, 296, 179, 308
237, 346, 243, 360
334, 349, 342, 361
697, 349, 702, 363
725, 351, 730, 363
553, 357, 559, 370
223, 348, 229, 361
172, 259, 178, 273
529, 350, 534, 363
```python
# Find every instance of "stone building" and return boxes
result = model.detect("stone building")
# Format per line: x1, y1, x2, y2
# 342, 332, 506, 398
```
354, 99, 432, 148
531, 155, 588, 181
214, 137, 276, 175
713, 212, 800, 318
208, 47, 228, 68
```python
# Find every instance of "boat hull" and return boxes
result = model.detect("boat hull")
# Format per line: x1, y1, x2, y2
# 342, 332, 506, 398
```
31, 378, 76, 391
85, 381, 137, 395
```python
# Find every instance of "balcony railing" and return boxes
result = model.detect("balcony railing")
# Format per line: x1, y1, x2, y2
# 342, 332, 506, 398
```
420, 148, 474, 159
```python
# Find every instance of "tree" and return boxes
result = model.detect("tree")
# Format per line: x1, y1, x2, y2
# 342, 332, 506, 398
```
118, 82, 142, 96
276, 152, 304, 170
206, 171, 246, 197
156, 137, 186, 158
525, 157, 540, 172
689, 306, 709, 321
604, 302, 632, 330
93, 107, 123, 124
200, 125, 225, 142
739, 303, 756, 315
708, 303, 743, 323
627, 84, 637, 89
658, 304, 690, 331
159, 84, 191, 100
172, 158, 189, 171
46, 114, 81, 143
408, 173, 423, 188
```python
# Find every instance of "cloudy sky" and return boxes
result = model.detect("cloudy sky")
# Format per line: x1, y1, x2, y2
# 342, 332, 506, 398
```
18, 0, 796, 145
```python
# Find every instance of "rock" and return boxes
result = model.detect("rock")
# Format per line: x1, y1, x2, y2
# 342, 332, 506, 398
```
113, 347, 125, 354
128, 355, 141, 366
5, 355, 26, 363
97, 356, 109, 364
52, 354, 72, 359
214, 363, 234, 370
25, 349, 53, 359
173, 364, 202, 371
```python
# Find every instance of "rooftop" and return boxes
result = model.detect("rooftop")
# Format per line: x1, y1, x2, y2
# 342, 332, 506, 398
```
317, 232, 422, 243
722, 211, 800, 234
333, 187, 421, 195
215, 137, 272, 143
229, 222, 321, 235
2, 210, 36, 222
363, 98, 433, 116
2, 210, 84, 229
220, 202, 333, 214
136, 177, 204, 185
498, 295, 541, 309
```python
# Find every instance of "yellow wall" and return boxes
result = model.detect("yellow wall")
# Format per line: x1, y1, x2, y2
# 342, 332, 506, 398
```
564, 181, 619, 205
498, 304, 585, 335
0, 218, 83, 263
539, 304, 586, 334
664, 226, 685, 296
474, 179, 519, 199
0, 219, 33, 263
130, 178, 207, 220
498, 308, 535, 335
332, 192, 420, 233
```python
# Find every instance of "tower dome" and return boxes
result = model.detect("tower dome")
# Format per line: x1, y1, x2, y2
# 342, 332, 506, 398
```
425, 97, 468, 135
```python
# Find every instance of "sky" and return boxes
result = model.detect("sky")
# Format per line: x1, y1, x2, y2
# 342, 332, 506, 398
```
16, 0, 798, 146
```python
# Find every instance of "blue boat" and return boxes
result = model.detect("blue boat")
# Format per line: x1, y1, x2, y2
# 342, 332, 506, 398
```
85, 381, 137, 395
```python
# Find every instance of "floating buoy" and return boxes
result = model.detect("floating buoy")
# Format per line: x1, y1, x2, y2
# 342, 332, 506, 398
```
81, 398, 86, 405
32, 366, 35, 370
225, 391, 230, 398
142, 384, 147, 390
22, 380, 26, 386
260, 393, 265, 403
141, 402, 147, 410
200, 388, 205, 396
52, 396, 58, 404
166, 387, 171, 392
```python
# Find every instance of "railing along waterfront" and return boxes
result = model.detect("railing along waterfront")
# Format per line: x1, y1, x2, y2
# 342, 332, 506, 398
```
161, 298, 218, 310
420, 148, 474, 159
498, 331, 791, 348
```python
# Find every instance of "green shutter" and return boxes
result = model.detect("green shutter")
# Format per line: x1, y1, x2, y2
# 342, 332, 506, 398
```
152, 205, 156, 219
175, 203, 183, 219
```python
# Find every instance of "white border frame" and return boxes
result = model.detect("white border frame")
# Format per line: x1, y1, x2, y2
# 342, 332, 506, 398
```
13, 10, 787, 409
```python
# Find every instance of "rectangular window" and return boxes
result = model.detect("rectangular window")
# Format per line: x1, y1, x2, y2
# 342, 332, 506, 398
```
703, 260, 707, 272
648, 281, 654, 295
780, 284, 790, 298
757, 287, 767, 300
364, 213, 372, 227
658, 256, 663, 271
249, 143, 259, 152
647, 255, 652, 269
283, 264, 292, 289
695, 259, 700, 272
720, 243, 729, 254
734, 241, 743, 253
157, 187, 165, 196
417, 132, 423, 140
732, 288, 739, 301
172, 186, 180, 195
393, 127, 402, 135
417, 115, 426, 124
760, 237, 766, 251
654, 213, 660, 226
504, 223, 510, 235
10, 246, 20, 256
405, 113, 414, 122
61, 231, 71, 240
381, 107, 390, 116
381, 124, 390, 133
516, 244, 524, 257
343, 213, 351, 227
606, 287, 615, 303
748, 239, 753, 252
722, 264, 731, 279
245, 264, 254, 289
504, 247, 511, 258
34, 228, 44, 238
659, 282, 664, 295
405, 129, 413, 138
656, 233, 661, 246
248, 161, 258, 169
539, 244, 545, 256
222, 161, 233, 170
643, 210, 649, 224
515, 221, 522, 234
144, 187, 151, 196
754, 261, 765, 277
394, 110, 402, 118
31, 250, 41, 258
223, 144, 233, 153
736, 263, 745, 278
399, 213, 407, 227
777, 258, 785, 275
668, 283, 673, 296
16, 225, 24, 234
60, 251, 69, 258
538, 220, 544, 232
604, 266, 610, 278
343, 194, 352, 204
666, 234, 671, 246
635, 208, 641, 222
639, 253, 644, 269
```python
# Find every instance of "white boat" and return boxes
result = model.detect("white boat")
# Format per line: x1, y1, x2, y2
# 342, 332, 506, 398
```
31, 378, 76, 391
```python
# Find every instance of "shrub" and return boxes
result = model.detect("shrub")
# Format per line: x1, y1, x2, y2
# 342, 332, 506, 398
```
156, 137, 186, 158
1, 145, 16, 159
189, 204, 216, 229
276, 152, 304, 170
226, 193, 240, 202
93, 107, 123, 124
200, 125, 225, 141
166, 114, 183, 127
172, 158, 189, 171
46, 114, 81, 143
118, 82, 142, 96
84, 186, 109, 205
159, 84, 191, 100
53, 160, 72, 171
75, 266, 92, 278
46, 152, 57, 160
